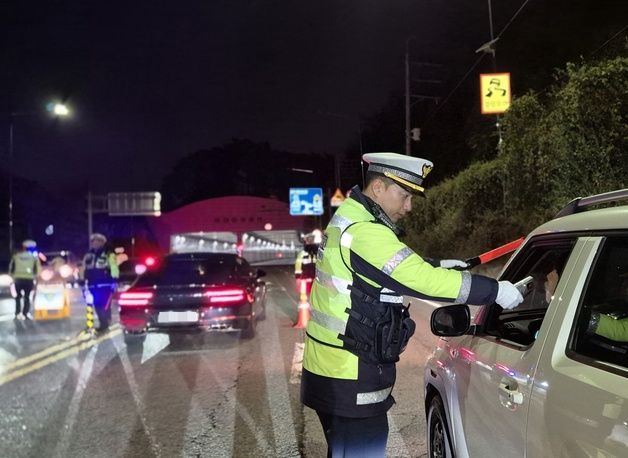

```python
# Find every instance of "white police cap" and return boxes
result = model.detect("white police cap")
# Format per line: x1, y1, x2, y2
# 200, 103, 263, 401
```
90, 233, 107, 243
362, 152, 433, 195
22, 239, 37, 248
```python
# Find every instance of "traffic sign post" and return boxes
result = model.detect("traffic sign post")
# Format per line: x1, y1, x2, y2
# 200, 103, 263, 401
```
330, 188, 345, 207
86, 191, 162, 248
107, 192, 162, 216
480, 73, 511, 114
289, 188, 324, 216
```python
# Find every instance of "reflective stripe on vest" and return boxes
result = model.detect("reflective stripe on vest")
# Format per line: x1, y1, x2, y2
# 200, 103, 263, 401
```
340, 232, 353, 248
380, 287, 403, 304
310, 308, 347, 335
456, 271, 472, 303
380, 293, 403, 303
356, 386, 393, 405
329, 214, 352, 232
381, 246, 413, 275
316, 270, 350, 295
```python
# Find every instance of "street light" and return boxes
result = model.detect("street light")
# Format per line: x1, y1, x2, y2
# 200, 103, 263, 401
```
7, 102, 70, 256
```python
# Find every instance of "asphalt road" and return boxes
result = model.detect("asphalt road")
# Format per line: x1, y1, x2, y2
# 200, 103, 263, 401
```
0, 267, 442, 457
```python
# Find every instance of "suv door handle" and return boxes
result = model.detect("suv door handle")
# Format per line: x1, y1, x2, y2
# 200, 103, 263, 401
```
499, 379, 523, 405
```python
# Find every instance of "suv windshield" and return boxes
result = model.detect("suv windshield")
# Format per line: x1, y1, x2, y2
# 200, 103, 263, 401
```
135, 258, 235, 286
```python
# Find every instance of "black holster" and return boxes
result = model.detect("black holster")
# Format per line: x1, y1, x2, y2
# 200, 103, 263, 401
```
340, 285, 416, 364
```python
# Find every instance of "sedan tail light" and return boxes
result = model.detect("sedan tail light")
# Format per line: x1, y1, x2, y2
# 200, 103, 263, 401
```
119, 291, 154, 306
204, 288, 249, 304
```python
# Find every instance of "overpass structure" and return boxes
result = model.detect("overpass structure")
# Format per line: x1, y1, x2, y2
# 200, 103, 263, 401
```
147, 196, 316, 264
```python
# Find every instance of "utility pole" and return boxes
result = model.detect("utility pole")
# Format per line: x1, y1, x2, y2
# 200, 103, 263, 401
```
8, 120, 13, 257
87, 190, 93, 248
487, 0, 503, 146
405, 38, 412, 155
405, 38, 442, 155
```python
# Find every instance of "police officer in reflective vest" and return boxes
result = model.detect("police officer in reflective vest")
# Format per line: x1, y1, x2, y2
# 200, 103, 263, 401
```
301, 152, 524, 457
295, 232, 319, 294
80, 233, 119, 333
9, 239, 42, 320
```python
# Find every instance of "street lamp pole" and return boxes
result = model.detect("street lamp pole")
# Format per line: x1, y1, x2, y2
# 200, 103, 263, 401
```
405, 37, 412, 155
8, 119, 14, 257
6, 103, 70, 258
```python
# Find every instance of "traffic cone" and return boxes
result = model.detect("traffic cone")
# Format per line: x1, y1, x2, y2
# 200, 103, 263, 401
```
293, 279, 310, 329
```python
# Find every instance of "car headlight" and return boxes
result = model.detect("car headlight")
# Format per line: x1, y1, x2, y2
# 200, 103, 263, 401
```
0, 274, 13, 287
40, 269, 54, 282
59, 264, 73, 278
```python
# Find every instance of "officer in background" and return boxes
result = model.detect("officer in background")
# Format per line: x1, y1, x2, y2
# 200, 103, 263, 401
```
295, 231, 320, 295
9, 239, 42, 320
80, 233, 119, 333
301, 152, 524, 457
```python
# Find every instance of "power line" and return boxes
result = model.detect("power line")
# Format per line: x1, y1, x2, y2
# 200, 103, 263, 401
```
591, 24, 628, 56
495, 0, 533, 40
421, 54, 486, 127
421, 0, 533, 128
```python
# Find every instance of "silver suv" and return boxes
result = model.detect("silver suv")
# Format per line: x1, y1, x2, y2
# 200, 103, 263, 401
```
424, 189, 628, 458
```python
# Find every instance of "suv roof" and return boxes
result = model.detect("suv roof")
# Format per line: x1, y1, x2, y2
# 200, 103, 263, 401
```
532, 206, 628, 236
527, 188, 628, 238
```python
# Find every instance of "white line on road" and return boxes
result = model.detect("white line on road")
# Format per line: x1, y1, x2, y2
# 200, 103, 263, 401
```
140, 333, 170, 364
290, 342, 304, 385
261, 294, 301, 457
112, 338, 162, 457
0, 347, 16, 366
52, 345, 98, 458
204, 362, 274, 455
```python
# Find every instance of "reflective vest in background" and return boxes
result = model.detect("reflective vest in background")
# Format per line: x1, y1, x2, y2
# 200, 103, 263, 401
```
82, 249, 119, 285
9, 251, 41, 280
295, 250, 316, 277
301, 186, 497, 418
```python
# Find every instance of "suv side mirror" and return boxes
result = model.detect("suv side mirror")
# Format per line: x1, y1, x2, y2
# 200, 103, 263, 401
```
256, 269, 266, 278
431, 304, 471, 337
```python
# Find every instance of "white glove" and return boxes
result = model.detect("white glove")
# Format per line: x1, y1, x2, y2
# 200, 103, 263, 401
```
496, 281, 524, 310
440, 259, 469, 269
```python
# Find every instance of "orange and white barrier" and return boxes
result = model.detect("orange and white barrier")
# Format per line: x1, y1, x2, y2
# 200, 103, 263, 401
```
293, 278, 311, 329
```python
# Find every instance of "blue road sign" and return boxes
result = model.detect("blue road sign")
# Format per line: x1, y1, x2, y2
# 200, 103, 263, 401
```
289, 188, 324, 216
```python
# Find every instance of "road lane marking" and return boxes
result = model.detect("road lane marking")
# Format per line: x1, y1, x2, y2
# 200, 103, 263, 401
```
140, 333, 170, 364
2, 324, 120, 373
52, 345, 98, 458
205, 361, 273, 454
0, 347, 16, 366
112, 337, 162, 457
0, 328, 121, 386
262, 287, 300, 456
182, 350, 240, 457
290, 342, 304, 384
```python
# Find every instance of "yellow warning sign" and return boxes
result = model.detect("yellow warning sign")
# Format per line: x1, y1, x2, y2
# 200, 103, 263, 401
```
480, 73, 511, 114
330, 188, 346, 207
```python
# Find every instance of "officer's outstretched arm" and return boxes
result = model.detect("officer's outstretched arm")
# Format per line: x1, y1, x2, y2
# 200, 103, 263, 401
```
346, 223, 498, 305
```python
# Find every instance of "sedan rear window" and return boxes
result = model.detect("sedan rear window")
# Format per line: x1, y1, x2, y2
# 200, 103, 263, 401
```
135, 259, 235, 286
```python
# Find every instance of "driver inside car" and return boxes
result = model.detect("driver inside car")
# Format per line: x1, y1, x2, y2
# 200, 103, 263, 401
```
586, 275, 628, 342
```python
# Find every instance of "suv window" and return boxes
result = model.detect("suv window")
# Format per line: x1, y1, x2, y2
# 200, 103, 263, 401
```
570, 236, 628, 373
483, 239, 575, 347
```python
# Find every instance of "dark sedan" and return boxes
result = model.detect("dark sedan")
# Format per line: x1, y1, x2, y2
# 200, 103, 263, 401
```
117, 253, 266, 344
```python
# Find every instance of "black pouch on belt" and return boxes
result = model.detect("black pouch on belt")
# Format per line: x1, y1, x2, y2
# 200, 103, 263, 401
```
374, 304, 416, 363
341, 284, 417, 364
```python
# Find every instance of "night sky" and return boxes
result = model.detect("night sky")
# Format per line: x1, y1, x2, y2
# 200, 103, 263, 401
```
2, 1, 626, 194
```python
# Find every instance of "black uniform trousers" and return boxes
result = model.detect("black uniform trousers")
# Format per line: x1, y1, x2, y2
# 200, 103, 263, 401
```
316, 411, 389, 458
14, 279, 34, 316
